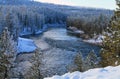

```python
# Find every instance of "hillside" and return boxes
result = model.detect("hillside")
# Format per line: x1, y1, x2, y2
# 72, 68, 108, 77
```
0, 0, 113, 15
0, 0, 113, 38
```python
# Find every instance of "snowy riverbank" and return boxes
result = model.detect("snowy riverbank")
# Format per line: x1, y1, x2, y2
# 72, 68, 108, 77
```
83, 35, 104, 46
17, 37, 37, 53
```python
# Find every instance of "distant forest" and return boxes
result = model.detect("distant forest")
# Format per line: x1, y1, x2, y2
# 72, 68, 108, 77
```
0, 0, 113, 40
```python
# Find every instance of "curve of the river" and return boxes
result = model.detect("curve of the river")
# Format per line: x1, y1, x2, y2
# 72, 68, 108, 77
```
31, 28, 101, 77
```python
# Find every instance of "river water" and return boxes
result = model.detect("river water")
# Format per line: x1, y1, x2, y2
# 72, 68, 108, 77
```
31, 28, 101, 77
42, 28, 101, 55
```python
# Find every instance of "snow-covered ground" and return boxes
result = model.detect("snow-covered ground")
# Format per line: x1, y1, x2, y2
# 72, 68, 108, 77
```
20, 24, 65, 36
67, 26, 84, 34
17, 37, 37, 53
20, 29, 43, 36
83, 35, 104, 45
44, 65, 120, 79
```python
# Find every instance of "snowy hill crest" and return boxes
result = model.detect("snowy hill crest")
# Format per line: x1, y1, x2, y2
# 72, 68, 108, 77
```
44, 65, 120, 79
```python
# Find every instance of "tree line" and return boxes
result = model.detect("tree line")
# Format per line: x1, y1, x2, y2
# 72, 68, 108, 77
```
66, 13, 112, 38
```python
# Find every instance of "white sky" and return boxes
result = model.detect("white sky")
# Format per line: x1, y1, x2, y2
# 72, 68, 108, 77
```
34, 0, 116, 10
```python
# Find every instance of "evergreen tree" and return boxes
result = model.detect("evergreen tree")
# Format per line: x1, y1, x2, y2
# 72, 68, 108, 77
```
5, 12, 19, 41
74, 51, 100, 71
100, 0, 120, 67
74, 52, 84, 72
85, 50, 100, 70
0, 27, 16, 79
25, 49, 43, 79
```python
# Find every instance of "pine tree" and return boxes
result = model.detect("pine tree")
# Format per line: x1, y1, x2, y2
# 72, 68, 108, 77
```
85, 50, 100, 70
25, 49, 43, 79
74, 52, 84, 72
100, 0, 120, 67
5, 12, 19, 41
0, 27, 17, 79
74, 51, 100, 71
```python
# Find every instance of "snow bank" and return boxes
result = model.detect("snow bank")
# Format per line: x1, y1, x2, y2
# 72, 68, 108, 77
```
44, 65, 120, 79
84, 35, 104, 45
20, 29, 43, 36
17, 37, 37, 53
67, 26, 84, 34
20, 24, 65, 36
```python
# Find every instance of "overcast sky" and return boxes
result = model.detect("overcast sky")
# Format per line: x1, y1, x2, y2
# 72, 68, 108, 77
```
34, 0, 116, 10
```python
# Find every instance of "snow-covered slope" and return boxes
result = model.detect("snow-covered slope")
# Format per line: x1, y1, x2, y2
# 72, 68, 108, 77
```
44, 65, 120, 79
17, 37, 37, 53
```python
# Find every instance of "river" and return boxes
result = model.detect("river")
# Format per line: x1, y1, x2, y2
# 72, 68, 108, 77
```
31, 28, 101, 77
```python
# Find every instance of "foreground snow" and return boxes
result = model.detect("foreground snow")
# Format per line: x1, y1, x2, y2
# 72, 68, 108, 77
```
44, 65, 120, 79
17, 37, 37, 53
